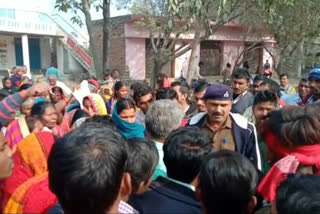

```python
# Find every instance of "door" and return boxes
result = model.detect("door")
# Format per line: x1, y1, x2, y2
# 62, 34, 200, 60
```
14, 38, 41, 69
29, 39, 41, 69
200, 41, 222, 76
14, 38, 23, 66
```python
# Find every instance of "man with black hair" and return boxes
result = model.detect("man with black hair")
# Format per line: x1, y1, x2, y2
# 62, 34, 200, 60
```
259, 78, 286, 107
171, 81, 197, 118
273, 174, 320, 214
308, 68, 320, 103
194, 81, 210, 112
281, 78, 311, 106
133, 85, 154, 126
129, 127, 212, 214
126, 138, 159, 196
48, 124, 132, 214
155, 88, 178, 102
231, 68, 254, 114
244, 90, 278, 124
197, 150, 259, 214
252, 75, 266, 95
243, 79, 285, 131
130, 82, 144, 98
279, 73, 295, 95
252, 91, 278, 174
189, 84, 261, 169
111, 69, 120, 82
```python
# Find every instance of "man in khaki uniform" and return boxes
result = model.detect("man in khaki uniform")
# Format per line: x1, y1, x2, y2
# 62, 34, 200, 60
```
188, 84, 261, 169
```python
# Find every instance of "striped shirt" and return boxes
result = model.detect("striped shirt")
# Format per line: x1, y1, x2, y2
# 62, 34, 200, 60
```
0, 91, 27, 127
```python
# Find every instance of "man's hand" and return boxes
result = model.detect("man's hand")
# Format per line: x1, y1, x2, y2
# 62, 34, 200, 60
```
25, 83, 52, 98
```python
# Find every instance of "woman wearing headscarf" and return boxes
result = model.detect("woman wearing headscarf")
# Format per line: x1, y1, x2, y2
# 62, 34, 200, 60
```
82, 93, 107, 117
257, 104, 320, 203
106, 81, 128, 114
59, 109, 89, 136
10, 67, 23, 87
2, 131, 56, 213
112, 98, 145, 139
0, 77, 15, 96
50, 86, 74, 117
47, 74, 72, 96
45, 67, 61, 81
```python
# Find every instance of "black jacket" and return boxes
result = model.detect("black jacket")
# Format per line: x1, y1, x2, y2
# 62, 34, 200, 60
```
129, 176, 201, 214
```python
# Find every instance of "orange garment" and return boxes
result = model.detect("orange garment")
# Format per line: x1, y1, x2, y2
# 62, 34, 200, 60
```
1, 132, 55, 212
4, 173, 57, 214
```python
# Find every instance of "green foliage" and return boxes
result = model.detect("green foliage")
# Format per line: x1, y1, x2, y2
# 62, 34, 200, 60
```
247, 0, 320, 74
55, 0, 103, 27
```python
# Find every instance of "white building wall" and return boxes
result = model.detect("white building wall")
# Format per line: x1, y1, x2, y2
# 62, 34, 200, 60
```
40, 38, 51, 69
67, 50, 85, 73
56, 40, 64, 74
0, 35, 16, 70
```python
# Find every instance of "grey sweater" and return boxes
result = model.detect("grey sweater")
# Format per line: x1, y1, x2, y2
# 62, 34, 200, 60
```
231, 91, 254, 115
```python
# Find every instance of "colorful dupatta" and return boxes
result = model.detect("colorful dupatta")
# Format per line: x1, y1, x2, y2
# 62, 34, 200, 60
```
83, 93, 108, 115
2, 131, 55, 211
257, 131, 320, 202
59, 109, 78, 136
6, 117, 30, 152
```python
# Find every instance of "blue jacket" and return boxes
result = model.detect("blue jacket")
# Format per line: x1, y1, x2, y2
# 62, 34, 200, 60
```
129, 176, 201, 214
188, 112, 261, 170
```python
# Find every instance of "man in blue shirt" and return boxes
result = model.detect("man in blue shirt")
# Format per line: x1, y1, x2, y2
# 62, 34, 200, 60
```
282, 78, 310, 106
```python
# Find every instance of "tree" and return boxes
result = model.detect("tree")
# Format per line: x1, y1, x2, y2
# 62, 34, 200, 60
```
123, 0, 253, 86
120, 0, 193, 86
250, 0, 320, 76
55, 0, 111, 79
169, 0, 253, 84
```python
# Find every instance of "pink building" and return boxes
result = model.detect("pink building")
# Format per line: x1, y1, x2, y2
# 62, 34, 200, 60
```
92, 15, 275, 80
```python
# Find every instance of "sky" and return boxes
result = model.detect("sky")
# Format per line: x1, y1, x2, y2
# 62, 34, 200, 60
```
0, 0, 129, 36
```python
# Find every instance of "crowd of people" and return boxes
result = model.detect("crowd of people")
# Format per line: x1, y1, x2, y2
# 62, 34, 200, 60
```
0, 64, 319, 214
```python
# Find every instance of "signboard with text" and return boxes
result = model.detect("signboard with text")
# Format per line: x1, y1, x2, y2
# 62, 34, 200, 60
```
0, 18, 57, 35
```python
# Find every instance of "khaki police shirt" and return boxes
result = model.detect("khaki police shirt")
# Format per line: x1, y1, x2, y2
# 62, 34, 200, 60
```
201, 115, 235, 151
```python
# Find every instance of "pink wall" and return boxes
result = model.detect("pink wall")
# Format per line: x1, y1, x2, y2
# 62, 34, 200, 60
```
125, 23, 275, 43
125, 38, 146, 80
222, 41, 245, 74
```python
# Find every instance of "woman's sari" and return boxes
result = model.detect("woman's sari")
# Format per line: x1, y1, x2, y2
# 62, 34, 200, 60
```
1, 131, 55, 212
4, 173, 57, 214
6, 117, 30, 152
112, 103, 145, 139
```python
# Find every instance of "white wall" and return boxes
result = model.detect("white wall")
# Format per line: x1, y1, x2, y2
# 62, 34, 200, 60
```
0, 35, 16, 70
67, 51, 85, 73
56, 40, 64, 74
40, 38, 51, 69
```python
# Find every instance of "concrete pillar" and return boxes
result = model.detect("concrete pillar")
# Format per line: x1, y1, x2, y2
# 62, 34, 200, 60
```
21, 35, 30, 77
56, 39, 64, 74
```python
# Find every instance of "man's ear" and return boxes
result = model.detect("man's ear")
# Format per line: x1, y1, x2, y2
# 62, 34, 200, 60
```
120, 172, 132, 198
247, 196, 257, 214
